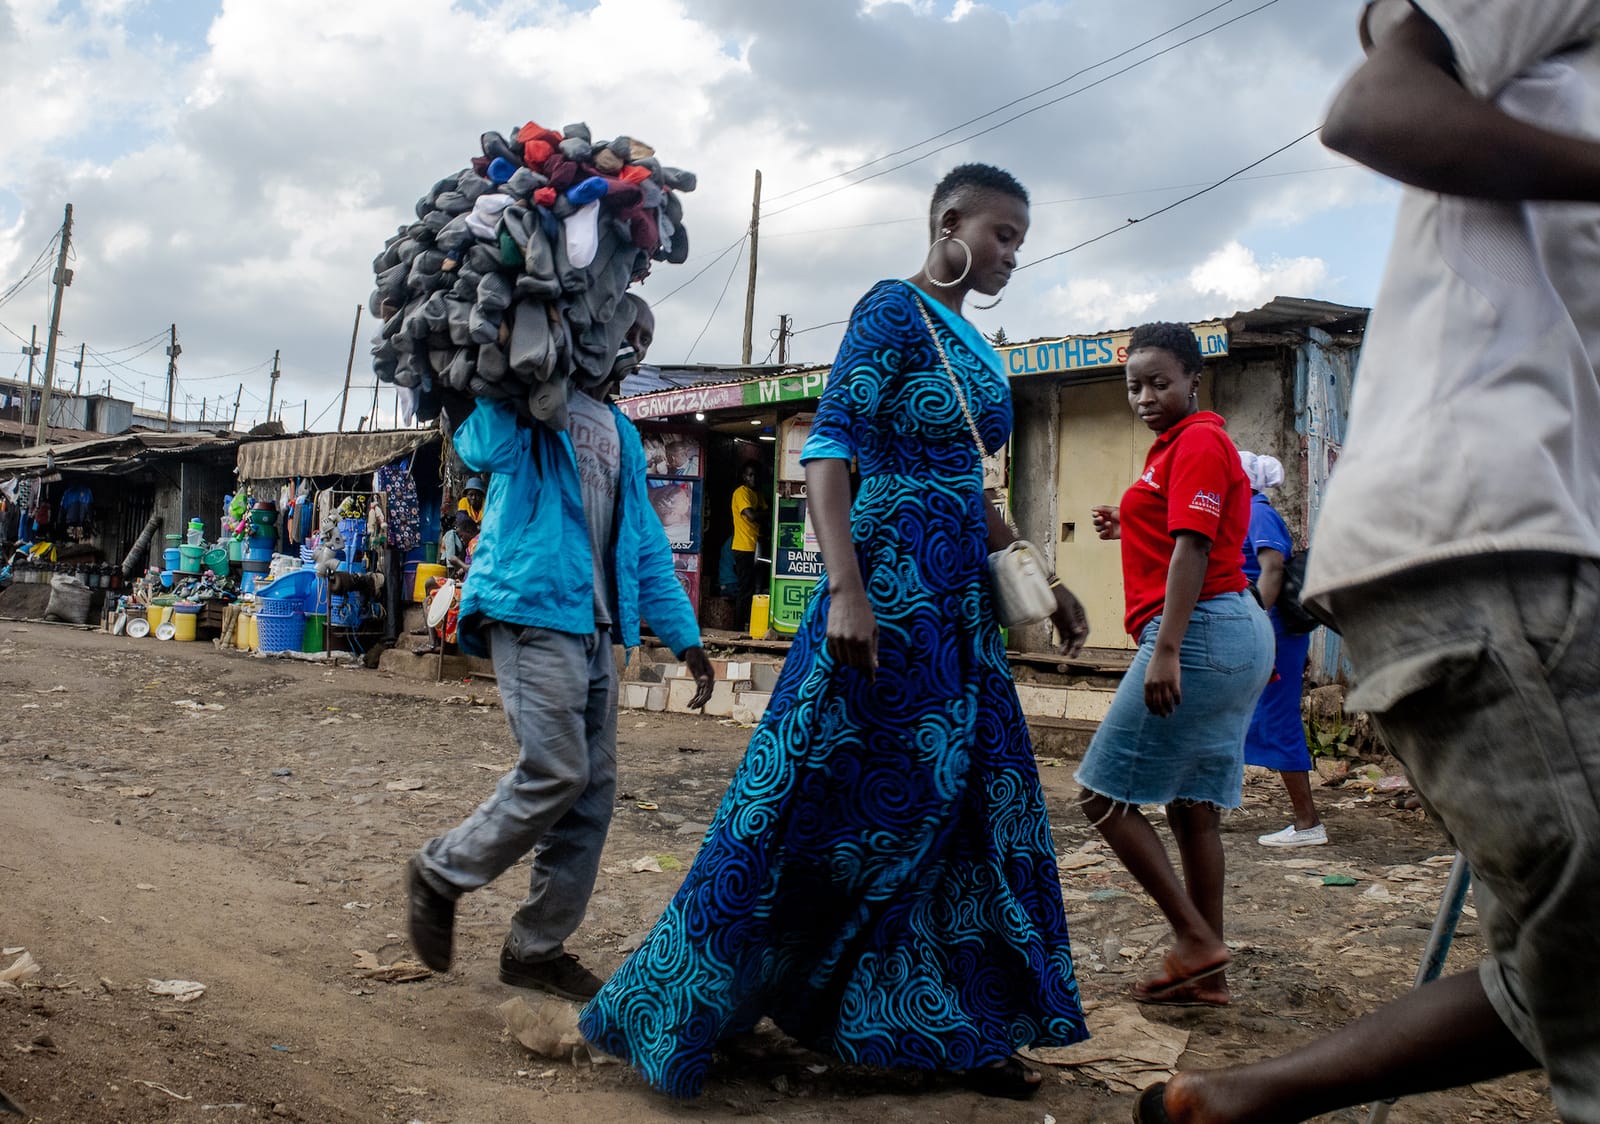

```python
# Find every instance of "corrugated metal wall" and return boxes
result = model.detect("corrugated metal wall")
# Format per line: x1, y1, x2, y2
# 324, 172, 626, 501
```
1295, 326, 1359, 684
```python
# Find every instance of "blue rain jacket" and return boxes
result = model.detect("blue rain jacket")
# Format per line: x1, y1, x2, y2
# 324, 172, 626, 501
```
454, 399, 700, 655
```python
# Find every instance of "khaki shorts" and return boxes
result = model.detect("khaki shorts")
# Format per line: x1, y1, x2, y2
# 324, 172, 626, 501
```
1328, 553, 1600, 1122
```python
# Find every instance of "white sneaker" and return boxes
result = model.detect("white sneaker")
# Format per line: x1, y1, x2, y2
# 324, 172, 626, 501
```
1258, 823, 1328, 847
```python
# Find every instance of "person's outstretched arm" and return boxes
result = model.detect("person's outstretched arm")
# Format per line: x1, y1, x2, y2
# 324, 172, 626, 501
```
1323, 6, 1600, 200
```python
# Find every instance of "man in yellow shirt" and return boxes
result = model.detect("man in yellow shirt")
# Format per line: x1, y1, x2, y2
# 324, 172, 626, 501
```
730, 462, 767, 632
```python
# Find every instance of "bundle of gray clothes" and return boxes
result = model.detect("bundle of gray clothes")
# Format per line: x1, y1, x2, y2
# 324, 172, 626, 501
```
368, 120, 696, 429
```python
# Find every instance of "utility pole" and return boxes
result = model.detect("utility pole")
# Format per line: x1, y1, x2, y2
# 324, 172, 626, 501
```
71, 343, 85, 396
337, 304, 362, 432
776, 313, 792, 364
163, 323, 180, 433
266, 349, 281, 423
369, 380, 380, 429
740, 169, 762, 365
20, 325, 39, 424
230, 384, 242, 431
301, 400, 308, 432
33, 203, 74, 446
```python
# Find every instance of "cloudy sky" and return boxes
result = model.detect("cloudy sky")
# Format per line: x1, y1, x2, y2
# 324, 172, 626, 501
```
0, 0, 1390, 431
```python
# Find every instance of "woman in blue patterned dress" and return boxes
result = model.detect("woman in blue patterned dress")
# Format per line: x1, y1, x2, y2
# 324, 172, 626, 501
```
580, 164, 1091, 1100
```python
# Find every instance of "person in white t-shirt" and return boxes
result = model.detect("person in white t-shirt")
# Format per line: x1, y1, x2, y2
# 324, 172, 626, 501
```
1133, 4, 1600, 1122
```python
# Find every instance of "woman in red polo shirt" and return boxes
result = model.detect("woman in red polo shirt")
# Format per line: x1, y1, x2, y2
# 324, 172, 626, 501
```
1077, 321, 1273, 1008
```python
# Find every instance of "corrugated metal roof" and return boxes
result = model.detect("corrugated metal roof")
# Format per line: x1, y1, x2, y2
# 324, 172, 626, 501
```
0, 431, 241, 474
235, 429, 435, 481
1226, 296, 1369, 334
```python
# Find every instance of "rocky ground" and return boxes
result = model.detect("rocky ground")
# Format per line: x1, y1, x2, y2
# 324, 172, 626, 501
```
0, 623, 1557, 1123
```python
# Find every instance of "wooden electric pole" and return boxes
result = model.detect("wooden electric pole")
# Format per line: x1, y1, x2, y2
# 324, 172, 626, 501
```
20, 325, 39, 425
71, 343, 85, 396
266, 349, 281, 422
337, 304, 362, 432
33, 203, 74, 447
740, 170, 762, 365
230, 384, 242, 431
163, 323, 179, 432
776, 314, 792, 364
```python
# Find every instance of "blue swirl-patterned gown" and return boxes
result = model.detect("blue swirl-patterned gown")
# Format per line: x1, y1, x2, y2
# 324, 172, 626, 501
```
579, 279, 1087, 1096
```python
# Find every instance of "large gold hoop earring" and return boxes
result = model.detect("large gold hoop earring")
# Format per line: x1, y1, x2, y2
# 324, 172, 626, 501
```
925, 232, 972, 288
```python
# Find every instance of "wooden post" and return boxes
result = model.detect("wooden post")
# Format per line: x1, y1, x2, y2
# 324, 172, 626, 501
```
740, 170, 762, 365
33, 203, 74, 446
337, 303, 361, 432
164, 323, 179, 432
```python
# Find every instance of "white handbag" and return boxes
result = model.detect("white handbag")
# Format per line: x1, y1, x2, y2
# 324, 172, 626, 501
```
913, 297, 1058, 628
986, 539, 1058, 628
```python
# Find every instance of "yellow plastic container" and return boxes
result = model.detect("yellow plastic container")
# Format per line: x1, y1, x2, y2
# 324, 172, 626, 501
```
235, 609, 252, 650
172, 610, 197, 642
413, 562, 446, 603
748, 594, 770, 639
146, 605, 164, 632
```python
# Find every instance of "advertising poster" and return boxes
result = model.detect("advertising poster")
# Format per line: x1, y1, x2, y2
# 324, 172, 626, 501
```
647, 477, 702, 553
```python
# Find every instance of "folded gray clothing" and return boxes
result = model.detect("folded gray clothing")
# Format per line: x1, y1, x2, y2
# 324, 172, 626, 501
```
559, 137, 592, 163
666, 221, 689, 265
478, 341, 508, 382
468, 374, 498, 397
478, 271, 513, 313
392, 354, 422, 389
422, 209, 452, 235
438, 213, 473, 246
457, 169, 493, 203
502, 167, 547, 200
396, 238, 422, 264
515, 272, 561, 302
562, 122, 591, 141
508, 301, 557, 382
377, 262, 409, 305
445, 347, 476, 391
428, 346, 453, 375
444, 298, 475, 347
465, 243, 501, 275
418, 292, 450, 336
468, 302, 501, 346
662, 167, 696, 192
449, 273, 479, 302
527, 369, 571, 431
434, 190, 471, 215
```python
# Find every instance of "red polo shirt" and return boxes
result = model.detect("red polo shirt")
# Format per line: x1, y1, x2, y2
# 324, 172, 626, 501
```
1118, 411, 1251, 637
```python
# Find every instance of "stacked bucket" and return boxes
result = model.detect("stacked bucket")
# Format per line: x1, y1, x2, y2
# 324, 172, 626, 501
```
242, 504, 276, 593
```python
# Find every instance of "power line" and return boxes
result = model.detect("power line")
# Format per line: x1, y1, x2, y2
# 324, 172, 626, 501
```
651, 233, 748, 307
766, 0, 1244, 205
684, 236, 749, 363
762, 164, 1360, 240
763, 0, 1285, 221
1017, 125, 1322, 272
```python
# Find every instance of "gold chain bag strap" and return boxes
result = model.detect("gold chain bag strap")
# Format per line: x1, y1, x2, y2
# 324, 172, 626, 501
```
912, 295, 1057, 628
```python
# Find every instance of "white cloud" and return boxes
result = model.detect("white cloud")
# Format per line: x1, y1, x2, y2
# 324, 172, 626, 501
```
1187, 241, 1328, 306
1039, 242, 1330, 337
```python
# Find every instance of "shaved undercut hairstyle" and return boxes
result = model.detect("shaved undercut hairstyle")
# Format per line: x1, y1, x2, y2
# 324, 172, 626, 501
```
928, 163, 1030, 239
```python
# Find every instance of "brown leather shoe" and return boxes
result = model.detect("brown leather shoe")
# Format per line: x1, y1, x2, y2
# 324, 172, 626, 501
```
498, 947, 604, 1001
405, 857, 455, 972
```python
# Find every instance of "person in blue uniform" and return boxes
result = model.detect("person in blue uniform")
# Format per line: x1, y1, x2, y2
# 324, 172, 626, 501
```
1237, 452, 1324, 847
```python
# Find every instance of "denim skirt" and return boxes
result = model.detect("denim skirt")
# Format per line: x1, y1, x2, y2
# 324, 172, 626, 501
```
1076, 591, 1274, 809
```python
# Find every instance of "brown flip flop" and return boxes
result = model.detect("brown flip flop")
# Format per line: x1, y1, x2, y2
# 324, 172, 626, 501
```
1132, 951, 1230, 1002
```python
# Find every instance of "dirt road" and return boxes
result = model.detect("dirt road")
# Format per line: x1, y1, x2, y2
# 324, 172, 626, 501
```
0, 624, 1556, 1122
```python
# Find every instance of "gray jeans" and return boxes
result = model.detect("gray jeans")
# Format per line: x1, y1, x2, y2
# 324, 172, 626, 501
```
418, 623, 617, 962
1328, 553, 1600, 1122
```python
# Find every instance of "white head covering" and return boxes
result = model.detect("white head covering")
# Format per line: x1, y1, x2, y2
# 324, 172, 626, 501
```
1239, 450, 1285, 492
